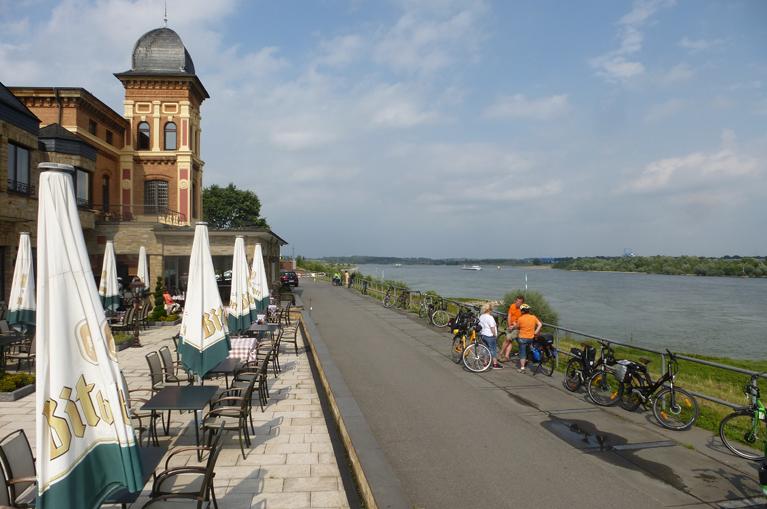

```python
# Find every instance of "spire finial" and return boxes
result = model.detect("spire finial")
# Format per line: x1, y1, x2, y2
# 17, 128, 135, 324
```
163, 0, 168, 27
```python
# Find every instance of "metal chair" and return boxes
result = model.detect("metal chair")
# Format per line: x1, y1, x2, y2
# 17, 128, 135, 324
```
4, 339, 35, 373
146, 351, 172, 434
110, 306, 135, 332
143, 423, 225, 509
0, 456, 12, 507
158, 346, 193, 386
281, 321, 299, 355
0, 430, 35, 509
232, 350, 272, 414
202, 375, 258, 459
120, 371, 160, 447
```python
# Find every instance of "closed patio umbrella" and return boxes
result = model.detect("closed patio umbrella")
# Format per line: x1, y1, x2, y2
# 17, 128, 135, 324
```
249, 242, 270, 318
228, 236, 254, 334
7, 232, 35, 334
178, 222, 231, 377
35, 163, 142, 509
98, 241, 120, 312
137, 246, 149, 287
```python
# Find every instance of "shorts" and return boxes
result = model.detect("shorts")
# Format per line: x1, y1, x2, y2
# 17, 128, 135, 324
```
518, 338, 533, 360
481, 334, 498, 358
507, 328, 519, 340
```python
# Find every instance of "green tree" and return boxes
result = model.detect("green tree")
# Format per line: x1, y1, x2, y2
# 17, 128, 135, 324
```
148, 276, 167, 321
202, 184, 268, 228
502, 289, 559, 328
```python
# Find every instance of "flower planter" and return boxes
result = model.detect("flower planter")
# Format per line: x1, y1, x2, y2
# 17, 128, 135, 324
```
0, 383, 35, 402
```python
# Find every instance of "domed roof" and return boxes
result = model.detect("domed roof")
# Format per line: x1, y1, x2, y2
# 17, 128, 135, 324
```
131, 27, 195, 74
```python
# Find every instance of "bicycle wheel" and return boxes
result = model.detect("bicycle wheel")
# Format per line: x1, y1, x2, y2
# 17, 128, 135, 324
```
418, 303, 429, 319
463, 343, 492, 373
451, 336, 464, 364
652, 387, 699, 431
535, 351, 555, 376
719, 410, 766, 461
619, 372, 646, 411
563, 358, 583, 392
432, 309, 451, 328
587, 370, 622, 406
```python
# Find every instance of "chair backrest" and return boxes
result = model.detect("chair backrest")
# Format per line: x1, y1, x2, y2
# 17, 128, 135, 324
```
119, 370, 132, 411
145, 351, 164, 389
0, 429, 35, 502
158, 346, 175, 379
122, 306, 135, 326
0, 320, 9, 334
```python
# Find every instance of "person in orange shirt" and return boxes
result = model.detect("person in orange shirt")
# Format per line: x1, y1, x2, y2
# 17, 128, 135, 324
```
500, 295, 524, 362
516, 303, 542, 373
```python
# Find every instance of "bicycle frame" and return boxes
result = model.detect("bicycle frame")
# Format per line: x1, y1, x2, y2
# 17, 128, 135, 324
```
626, 352, 678, 405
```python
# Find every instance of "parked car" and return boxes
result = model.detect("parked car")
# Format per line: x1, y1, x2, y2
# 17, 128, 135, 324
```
280, 271, 299, 287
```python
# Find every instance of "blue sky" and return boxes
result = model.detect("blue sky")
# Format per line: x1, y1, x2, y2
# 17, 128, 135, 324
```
1, 0, 765, 258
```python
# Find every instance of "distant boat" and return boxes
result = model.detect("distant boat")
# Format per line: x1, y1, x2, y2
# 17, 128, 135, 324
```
393, 263, 402, 267
461, 265, 482, 271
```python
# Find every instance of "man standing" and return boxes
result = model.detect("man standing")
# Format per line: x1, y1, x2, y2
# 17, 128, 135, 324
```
517, 303, 542, 373
343, 270, 350, 288
500, 295, 524, 362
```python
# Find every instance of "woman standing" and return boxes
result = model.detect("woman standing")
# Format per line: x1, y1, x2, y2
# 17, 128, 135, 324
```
479, 303, 502, 369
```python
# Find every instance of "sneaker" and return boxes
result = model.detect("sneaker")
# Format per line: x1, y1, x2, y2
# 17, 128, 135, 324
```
492, 363, 503, 369
517, 367, 526, 374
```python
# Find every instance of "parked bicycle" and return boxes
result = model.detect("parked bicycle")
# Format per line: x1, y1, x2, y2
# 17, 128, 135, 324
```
430, 298, 451, 328
383, 286, 394, 308
394, 289, 409, 310
520, 334, 557, 376
563, 340, 616, 392
719, 372, 766, 461
588, 349, 699, 430
450, 308, 477, 364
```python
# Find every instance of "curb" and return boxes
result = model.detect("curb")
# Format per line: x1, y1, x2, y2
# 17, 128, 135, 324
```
299, 310, 411, 509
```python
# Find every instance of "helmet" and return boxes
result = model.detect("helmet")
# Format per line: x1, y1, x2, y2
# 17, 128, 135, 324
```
519, 303, 531, 311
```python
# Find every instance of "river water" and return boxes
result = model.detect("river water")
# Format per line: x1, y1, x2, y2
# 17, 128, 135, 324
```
355, 264, 767, 359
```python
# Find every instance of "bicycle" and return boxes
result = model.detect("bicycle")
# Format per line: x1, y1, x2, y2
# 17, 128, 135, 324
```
589, 349, 699, 430
719, 372, 766, 461
382, 286, 393, 308
450, 308, 477, 364
430, 298, 451, 328
563, 340, 616, 392
462, 325, 492, 373
394, 289, 409, 310
520, 334, 557, 376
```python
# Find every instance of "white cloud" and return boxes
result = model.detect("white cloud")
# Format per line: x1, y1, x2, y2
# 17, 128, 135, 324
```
484, 94, 569, 120
620, 130, 760, 193
591, 0, 675, 82
679, 37, 724, 52
361, 83, 441, 128
314, 34, 365, 68
644, 98, 685, 123
657, 63, 694, 84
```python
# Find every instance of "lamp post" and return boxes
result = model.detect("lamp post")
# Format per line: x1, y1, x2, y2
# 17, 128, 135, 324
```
130, 277, 146, 348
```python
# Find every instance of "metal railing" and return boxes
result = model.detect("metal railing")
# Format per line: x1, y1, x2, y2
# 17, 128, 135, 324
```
342, 273, 766, 411
96, 205, 187, 225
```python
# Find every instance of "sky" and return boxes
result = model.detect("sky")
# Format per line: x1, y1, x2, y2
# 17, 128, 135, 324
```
1, 0, 765, 258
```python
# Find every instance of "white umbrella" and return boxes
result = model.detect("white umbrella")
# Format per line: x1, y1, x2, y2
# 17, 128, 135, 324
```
249, 242, 271, 318
137, 246, 150, 287
98, 241, 120, 312
7, 232, 35, 333
228, 236, 254, 334
35, 163, 142, 509
178, 223, 231, 376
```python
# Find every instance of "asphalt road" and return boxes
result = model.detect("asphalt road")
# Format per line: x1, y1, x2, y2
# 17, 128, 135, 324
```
302, 282, 764, 509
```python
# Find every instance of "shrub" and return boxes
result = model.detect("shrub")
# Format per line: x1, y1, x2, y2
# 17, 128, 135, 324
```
502, 289, 559, 328
159, 314, 179, 322
114, 332, 133, 345
0, 373, 35, 392
147, 276, 167, 321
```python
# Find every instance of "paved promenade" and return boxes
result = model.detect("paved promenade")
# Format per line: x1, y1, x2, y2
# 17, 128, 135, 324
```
302, 281, 765, 509
0, 324, 353, 508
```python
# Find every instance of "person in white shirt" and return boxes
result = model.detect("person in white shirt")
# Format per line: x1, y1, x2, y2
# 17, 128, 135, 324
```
478, 302, 502, 369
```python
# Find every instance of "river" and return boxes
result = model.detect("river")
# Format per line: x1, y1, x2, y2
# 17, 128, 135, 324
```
354, 264, 767, 359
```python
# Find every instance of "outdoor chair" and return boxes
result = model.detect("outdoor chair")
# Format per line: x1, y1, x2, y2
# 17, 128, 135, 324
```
120, 371, 160, 447
0, 430, 35, 509
111, 306, 135, 332
4, 339, 35, 373
159, 346, 193, 386
279, 300, 293, 326
146, 351, 172, 434
232, 350, 272, 414
171, 333, 181, 362
143, 423, 225, 509
281, 321, 300, 355
201, 374, 258, 459
0, 456, 12, 508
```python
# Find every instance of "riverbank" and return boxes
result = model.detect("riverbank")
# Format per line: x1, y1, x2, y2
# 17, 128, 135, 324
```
553, 255, 767, 278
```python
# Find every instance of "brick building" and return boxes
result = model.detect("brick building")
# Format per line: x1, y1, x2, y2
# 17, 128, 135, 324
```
0, 26, 286, 303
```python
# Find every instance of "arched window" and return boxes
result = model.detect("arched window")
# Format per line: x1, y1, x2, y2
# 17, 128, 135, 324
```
144, 180, 169, 214
137, 121, 150, 150
164, 121, 177, 151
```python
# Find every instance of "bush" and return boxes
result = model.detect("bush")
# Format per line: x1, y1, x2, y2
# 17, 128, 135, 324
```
159, 314, 179, 322
114, 332, 133, 345
0, 373, 35, 392
148, 276, 167, 321
502, 289, 559, 328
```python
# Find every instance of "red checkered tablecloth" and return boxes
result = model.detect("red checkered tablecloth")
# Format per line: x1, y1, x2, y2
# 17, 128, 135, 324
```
228, 337, 259, 362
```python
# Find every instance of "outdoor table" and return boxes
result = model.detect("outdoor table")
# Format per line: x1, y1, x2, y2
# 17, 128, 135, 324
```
204, 357, 242, 387
229, 337, 259, 362
247, 323, 279, 345
141, 386, 218, 461
102, 446, 166, 508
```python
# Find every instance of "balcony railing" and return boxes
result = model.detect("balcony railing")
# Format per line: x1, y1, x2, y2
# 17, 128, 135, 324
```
7, 179, 35, 195
97, 205, 187, 225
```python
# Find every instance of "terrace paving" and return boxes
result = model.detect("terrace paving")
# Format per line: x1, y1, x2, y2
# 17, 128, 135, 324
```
0, 324, 353, 509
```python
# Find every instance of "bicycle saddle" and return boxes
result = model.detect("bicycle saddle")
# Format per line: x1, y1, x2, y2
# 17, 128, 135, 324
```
638, 357, 652, 365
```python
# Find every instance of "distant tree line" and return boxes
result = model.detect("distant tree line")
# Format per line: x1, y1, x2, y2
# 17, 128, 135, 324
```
552, 256, 767, 277
318, 256, 563, 266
